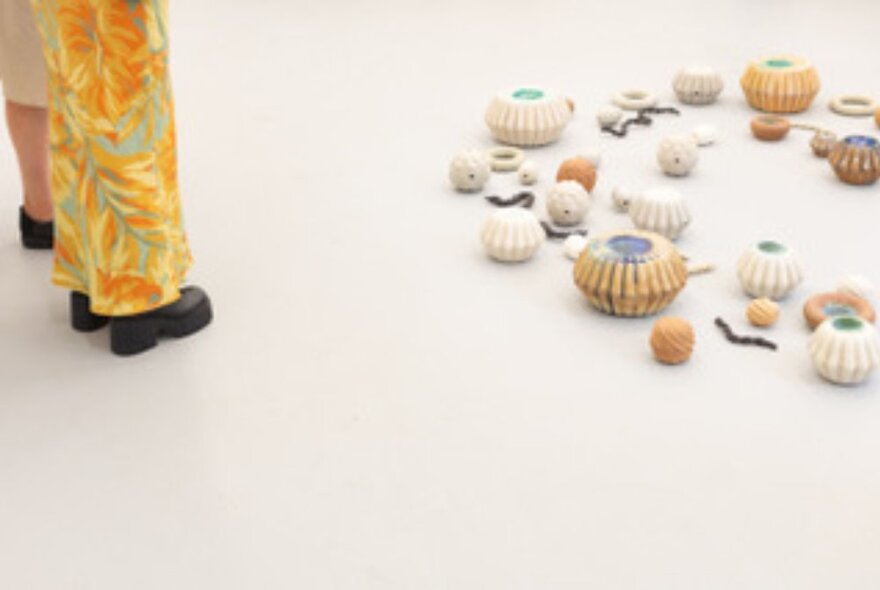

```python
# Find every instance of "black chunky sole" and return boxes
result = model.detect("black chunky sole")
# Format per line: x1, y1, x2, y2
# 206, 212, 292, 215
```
70, 292, 110, 332
19, 207, 54, 250
110, 293, 213, 356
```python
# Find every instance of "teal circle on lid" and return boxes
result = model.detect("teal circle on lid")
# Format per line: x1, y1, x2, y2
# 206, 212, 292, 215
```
764, 59, 794, 68
758, 240, 787, 254
833, 316, 864, 331
512, 88, 545, 101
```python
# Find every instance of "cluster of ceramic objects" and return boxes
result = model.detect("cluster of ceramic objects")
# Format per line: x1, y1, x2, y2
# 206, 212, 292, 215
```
446, 59, 880, 387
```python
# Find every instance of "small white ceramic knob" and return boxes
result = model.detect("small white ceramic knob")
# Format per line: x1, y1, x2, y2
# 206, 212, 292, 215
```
517, 160, 540, 185
596, 105, 624, 127
563, 234, 588, 261
691, 124, 719, 146
612, 186, 639, 212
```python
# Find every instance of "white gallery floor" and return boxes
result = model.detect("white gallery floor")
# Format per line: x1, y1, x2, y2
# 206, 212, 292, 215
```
2, 0, 880, 587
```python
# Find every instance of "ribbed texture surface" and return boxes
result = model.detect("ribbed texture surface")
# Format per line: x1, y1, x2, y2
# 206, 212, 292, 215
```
810, 131, 837, 158
809, 317, 880, 385
672, 66, 724, 105
736, 243, 804, 300
627, 187, 691, 240
545, 180, 591, 226
650, 317, 695, 364
740, 56, 820, 113
485, 89, 572, 147
828, 139, 880, 185
746, 298, 780, 327
481, 208, 545, 262
573, 230, 688, 317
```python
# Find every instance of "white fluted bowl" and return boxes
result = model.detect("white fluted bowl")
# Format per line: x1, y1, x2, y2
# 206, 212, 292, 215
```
672, 65, 724, 105
809, 316, 880, 385
628, 187, 691, 240
736, 240, 804, 300
485, 87, 573, 147
481, 208, 545, 262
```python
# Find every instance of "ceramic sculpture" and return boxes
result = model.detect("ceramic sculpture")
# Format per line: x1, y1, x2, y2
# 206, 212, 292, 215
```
485, 87, 573, 146
828, 136, 880, 185
611, 186, 637, 212
657, 134, 699, 176
803, 292, 876, 330
449, 149, 491, 192
809, 316, 880, 385
876, 108, 880, 128
750, 115, 790, 141
546, 181, 591, 226
672, 65, 724, 105
736, 240, 804, 300
481, 208, 545, 263
487, 146, 525, 172
829, 95, 877, 117
612, 89, 658, 111
810, 131, 837, 158
517, 160, 539, 185
747, 298, 780, 327
740, 55, 820, 113
650, 317, 695, 364
627, 187, 691, 240
596, 105, 624, 127
563, 234, 588, 261
691, 124, 719, 146
838, 274, 875, 301
573, 230, 688, 317
556, 157, 597, 192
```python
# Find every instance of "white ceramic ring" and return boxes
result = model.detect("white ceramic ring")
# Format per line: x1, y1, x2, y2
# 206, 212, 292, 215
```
829, 94, 878, 117
487, 147, 525, 172
612, 89, 658, 111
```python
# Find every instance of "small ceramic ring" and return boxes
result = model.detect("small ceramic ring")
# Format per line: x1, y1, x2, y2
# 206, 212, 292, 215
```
803, 292, 876, 330
612, 89, 658, 111
750, 115, 791, 141
487, 147, 525, 172
829, 94, 878, 117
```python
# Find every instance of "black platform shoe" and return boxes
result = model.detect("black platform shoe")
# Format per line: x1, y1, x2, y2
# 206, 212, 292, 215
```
19, 206, 54, 250
110, 286, 213, 356
70, 291, 110, 332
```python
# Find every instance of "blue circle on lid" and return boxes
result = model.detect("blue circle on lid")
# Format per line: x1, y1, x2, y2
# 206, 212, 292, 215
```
607, 235, 652, 258
844, 135, 879, 148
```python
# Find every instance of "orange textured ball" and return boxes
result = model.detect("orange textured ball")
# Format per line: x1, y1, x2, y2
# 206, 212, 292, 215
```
556, 157, 597, 192
650, 317, 695, 365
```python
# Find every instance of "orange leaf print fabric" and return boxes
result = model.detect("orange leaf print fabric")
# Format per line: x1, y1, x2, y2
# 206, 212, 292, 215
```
29, 0, 191, 316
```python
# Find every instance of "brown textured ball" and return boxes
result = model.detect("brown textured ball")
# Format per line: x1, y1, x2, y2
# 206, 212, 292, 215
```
650, 317, 695, 365
556, 157, 597, 192
750, 115, 790, 141
747, 298, 780, 327
810, 131, 837, 158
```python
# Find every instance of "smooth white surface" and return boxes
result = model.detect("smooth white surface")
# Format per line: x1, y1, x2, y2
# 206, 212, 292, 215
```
2, 0, 880, 588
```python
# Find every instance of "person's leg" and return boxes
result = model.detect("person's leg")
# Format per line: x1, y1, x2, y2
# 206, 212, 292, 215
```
5, 99, 52, 222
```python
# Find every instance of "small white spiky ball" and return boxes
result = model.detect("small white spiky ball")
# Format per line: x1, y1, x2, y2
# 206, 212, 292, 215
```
596, 105, 624, 127
517, 160, 539, 185
657, 134, 699, 176
449, 149, 491, 192
546, 180, 591, 226
563, 234, 588, 260
838, 274, 875, 301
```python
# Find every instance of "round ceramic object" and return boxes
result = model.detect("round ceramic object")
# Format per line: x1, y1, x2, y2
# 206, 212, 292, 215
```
810, 130, 837, 158
596, 105, 624, 127
809, 316, 880, 385
829, 94, 877, 117
750, 115, 791, 141
556, 157, 597, 192
657, 134, 699, 176
736, 240, 804, 300
650, 317, 695, 364
579, 148, 601, 169
573, 230, 688, 317
612, 89, 658, 111
627, 187, 691, 240
486, 146, 525, 172
747, 298, 780, 328
563, 234, 588, 261
484, 87, 573, 147
546, 180, 591, 226
691, 124, 719, 147
480, 208, 545, 263
876, 108, 880, 128
828, 135, 880, 185
803, 292, 876, 330
611, 186, 638, 212
672, 65, 724, 105
517, 160, 539, 185
449, 149, 491, 192
838, 274, 875, 301
740, 55, 820, 113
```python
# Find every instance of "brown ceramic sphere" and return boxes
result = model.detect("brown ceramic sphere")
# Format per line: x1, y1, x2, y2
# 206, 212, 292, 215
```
803, 292, 876, 330
556, 157, 597, 192
750, 115, 791, 141
650, 317, 695, 365
747, 298, 780, 328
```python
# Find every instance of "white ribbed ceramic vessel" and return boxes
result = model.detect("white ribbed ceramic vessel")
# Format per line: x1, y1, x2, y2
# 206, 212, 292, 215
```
481, 208, 545, 262
627, 187, 691, 240
736, 240, 804, 300
672, 65, 724, 105
485, 87, 573, 147
546, 180, 591, 226
448, 149, 491, 192
809, 316, 880, 385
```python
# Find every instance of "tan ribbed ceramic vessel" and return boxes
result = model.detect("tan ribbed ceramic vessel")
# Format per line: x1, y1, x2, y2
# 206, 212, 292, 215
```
650, 317, 695, 364
828, 136, 880, 185
740, 55, 820, 113
573, 230, 688, 317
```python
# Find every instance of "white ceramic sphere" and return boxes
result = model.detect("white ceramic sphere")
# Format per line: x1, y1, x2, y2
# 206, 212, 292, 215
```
563, 234, 589, 261
657, 134, 699, 176
809, 316, 880, 385
517, 160, 540, 185
596, 105, 624, 127
692, 124, 719, 146
449, 149, 491, 192
612, 186, 639, 212
627, 187, 691, 240
838, 274, 875, 301
480, 208, 546, 262
736, 240, 804, 300
672, 65, 725, 105
546, 180, 591, 226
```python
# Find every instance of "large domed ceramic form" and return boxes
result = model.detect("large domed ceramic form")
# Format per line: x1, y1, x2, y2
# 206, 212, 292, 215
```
740, 55, 820, 113
736, 240, 804, 300
485, 87, 574, 147
573, 230, 688, 317
828, 135, 880, 185
480, 208, 545, 263
809, 316, 880, 385
627, 187, 691, 240
672, 65, 724, 105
